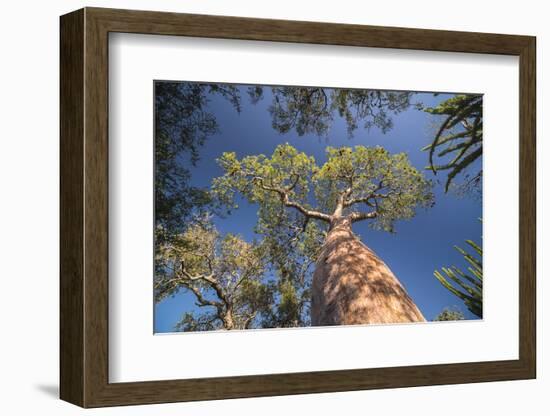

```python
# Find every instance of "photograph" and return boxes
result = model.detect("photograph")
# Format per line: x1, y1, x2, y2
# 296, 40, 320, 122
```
153, 81, 483, 333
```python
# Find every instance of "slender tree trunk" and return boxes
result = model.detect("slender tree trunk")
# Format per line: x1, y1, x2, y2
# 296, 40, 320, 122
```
311, 216, 425, 326
222, 307, 235, 330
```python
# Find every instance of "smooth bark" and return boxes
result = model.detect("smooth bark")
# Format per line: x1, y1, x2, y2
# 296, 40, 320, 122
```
311, 216, 426, 325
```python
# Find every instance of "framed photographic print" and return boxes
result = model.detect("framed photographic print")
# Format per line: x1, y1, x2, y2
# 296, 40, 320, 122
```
60, 7, 536, 408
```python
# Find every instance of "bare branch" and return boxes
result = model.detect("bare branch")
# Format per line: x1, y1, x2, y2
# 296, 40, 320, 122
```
349, 211, 378, 222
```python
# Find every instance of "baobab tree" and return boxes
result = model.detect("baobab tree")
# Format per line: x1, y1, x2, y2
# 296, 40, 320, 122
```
155, 221, 272, 331
213, 144, 434, 326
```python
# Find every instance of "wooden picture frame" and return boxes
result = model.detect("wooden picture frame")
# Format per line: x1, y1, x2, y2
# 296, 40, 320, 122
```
60, 7, 536, 408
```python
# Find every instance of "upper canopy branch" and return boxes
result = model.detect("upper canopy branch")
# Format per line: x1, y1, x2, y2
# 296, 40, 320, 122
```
155, 272, 224, 309
343, 180, 387, 208
214, 144, 433, 235
349, 211, 378, 222
253, 177, 331, 222
182, 281, 223, 309
179, 260, 230, 308
344, 192, 393, 208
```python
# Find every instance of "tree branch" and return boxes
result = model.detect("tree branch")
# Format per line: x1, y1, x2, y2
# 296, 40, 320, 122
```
253, 177, 331, 222
349, 211, 378, 222
181, 281, 222, 308
333, 187, 352, 216
345, 192, 391, 207
179, 261, 230, 308
243, 311, 257, 329
344, 181, 388, 208
286, 173, 300, 191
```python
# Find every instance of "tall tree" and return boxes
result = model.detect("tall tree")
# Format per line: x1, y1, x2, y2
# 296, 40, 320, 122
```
155, 220, 273, 331
422, 94, 482, 193
213, 144, 433, 326
248, 86, 413, 137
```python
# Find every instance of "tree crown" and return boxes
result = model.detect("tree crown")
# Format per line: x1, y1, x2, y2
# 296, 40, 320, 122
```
213, 143, 433, 232
155, 221, 272, 331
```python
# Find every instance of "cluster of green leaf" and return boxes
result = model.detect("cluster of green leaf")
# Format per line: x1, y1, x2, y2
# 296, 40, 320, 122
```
433, 307, 465, 322
213, 143, 317, 215
434, 238, 483, 318
248, 86, 413, 137
154, 82, 241, 247
255, 207, 323, 327
315, 146, 434, 231
155, 220, 273, 330
422, 94, 482, 193
213, 143, 433, 233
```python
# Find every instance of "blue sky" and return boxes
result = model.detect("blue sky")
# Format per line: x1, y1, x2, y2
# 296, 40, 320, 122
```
155, 85, 482, 332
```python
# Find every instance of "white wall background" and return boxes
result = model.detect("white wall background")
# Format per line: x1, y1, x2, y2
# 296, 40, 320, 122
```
0, 0, 546, 414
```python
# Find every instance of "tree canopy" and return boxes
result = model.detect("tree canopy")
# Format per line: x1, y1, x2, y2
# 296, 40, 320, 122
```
248, 86, 414, 137
155, 220, 273, 331
213, 143, 434, 233
434, 307, 465, 322
154, 82, 241, 246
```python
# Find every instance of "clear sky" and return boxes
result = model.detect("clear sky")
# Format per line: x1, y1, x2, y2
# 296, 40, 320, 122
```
154, 84, 482, 333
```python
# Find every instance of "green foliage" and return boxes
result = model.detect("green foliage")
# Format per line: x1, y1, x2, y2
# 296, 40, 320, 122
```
262, 280, 311, 328
315, 146, 434, 231
174, 312, 220, 332
210, 143, 434, 328
269, 87, 332, 136
255, 198, 325, 327
249, 86, 413, 137
213, 143, 433, 233
155, 219, 273, 330
434, 238, 483, 318
213, 143, 316, 211
154, 82, 241, 247
433, 307, 465, 321
333, 89, 413, 135
422, 94, 482, 193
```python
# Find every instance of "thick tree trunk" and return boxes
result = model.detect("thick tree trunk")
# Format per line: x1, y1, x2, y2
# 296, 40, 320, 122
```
311, 216, 425, 326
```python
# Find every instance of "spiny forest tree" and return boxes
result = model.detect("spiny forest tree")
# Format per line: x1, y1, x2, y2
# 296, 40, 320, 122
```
155, 220, 273, 331
213, 143, 434, 326
434, 238, 483, 318
422, 94, 482, 193
247, 86, 414, 137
